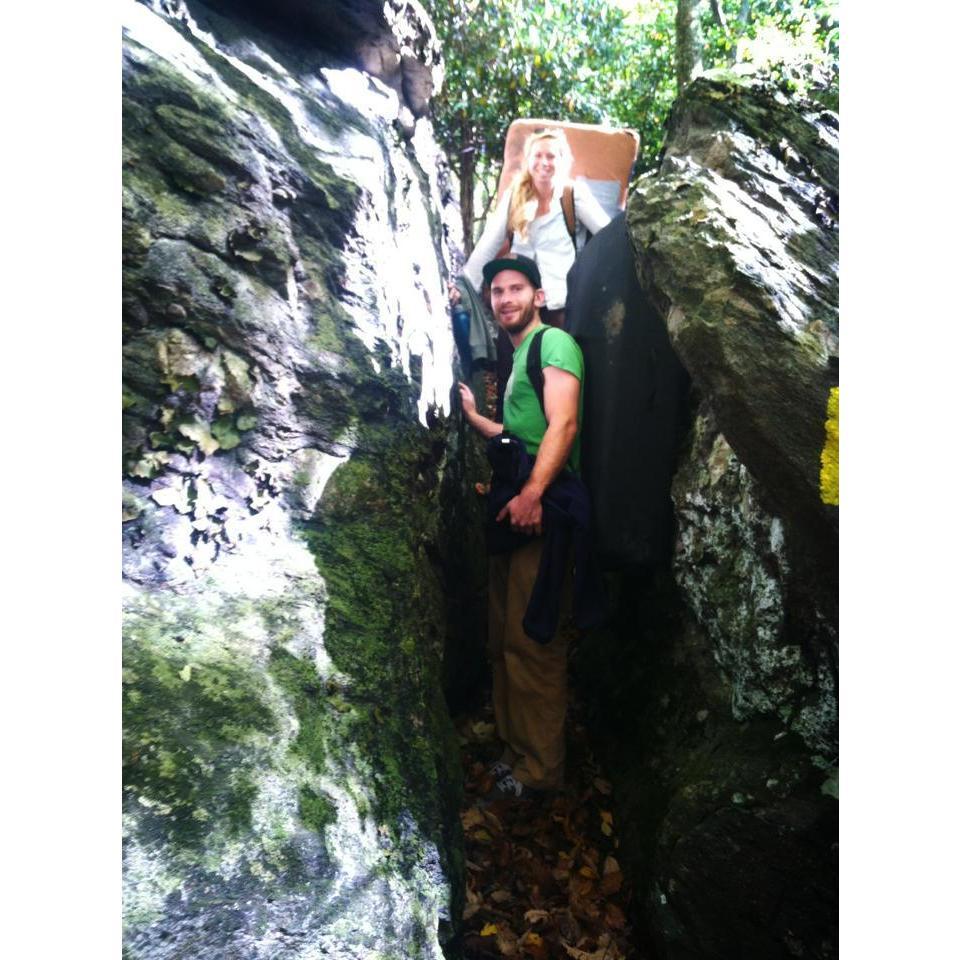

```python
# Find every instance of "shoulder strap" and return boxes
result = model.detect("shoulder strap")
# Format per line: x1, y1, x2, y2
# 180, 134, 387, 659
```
526, 327, 548, 416
561, 185, 576, 249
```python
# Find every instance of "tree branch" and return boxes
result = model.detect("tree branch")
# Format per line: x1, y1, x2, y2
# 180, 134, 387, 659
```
709, 0, 728, 34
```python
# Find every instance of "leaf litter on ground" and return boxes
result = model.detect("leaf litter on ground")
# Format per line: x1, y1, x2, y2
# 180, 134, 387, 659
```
456, 697, 643, 959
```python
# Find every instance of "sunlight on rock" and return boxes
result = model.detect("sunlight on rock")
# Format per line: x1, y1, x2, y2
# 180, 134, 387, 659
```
123, 1, 461, 955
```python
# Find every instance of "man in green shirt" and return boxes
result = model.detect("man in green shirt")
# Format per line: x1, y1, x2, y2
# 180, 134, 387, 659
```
458, 254, 584, 801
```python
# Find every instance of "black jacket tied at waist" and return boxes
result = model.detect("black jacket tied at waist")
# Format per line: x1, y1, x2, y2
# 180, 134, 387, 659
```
485, 432, 607, 644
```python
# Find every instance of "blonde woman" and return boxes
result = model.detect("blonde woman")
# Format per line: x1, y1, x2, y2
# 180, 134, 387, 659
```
463, 128, 611, 330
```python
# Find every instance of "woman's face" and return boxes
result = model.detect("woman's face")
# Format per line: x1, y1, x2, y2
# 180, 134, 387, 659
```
527, 138, 561, 189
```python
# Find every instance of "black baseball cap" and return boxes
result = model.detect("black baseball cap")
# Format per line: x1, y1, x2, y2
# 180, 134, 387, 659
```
482, 253, 542, 290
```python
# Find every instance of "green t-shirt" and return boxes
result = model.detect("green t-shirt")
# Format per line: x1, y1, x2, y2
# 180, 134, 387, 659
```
503, 324, 584, 472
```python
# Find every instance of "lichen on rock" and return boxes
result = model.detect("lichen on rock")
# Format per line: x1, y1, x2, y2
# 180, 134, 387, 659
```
672, 408, 837, 758
122, 1, 464, 956
575, 72, 841, 960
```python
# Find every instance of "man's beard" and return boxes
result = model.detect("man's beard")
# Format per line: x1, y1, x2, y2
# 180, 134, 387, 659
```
496, 298, 537, 334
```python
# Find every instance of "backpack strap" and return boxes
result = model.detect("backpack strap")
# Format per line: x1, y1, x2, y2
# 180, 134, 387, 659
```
560, 184, 576, 248
526, 326, 548, 416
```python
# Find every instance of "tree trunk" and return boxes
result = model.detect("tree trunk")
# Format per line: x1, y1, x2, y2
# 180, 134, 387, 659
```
729, 0, 751, 64
675, 0, 704, 93
459, 113, 475, 257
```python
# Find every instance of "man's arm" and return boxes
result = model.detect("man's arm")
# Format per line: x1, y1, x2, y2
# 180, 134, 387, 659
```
458, 381, 503, 439
496, 365, 580, 535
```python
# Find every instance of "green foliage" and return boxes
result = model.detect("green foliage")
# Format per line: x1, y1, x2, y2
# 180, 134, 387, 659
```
425, 0, 650, 234
424, 0, 839, 239
700, 1, 839, 105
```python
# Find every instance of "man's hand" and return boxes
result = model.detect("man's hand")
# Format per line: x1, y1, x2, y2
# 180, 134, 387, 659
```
497, 485, 543, 536
458, 381, 503, 439
458, 381, 477, 418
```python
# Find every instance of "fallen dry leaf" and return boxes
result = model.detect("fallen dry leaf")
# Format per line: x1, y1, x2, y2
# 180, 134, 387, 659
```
496, 924, 519, 956
483, 809, 504, 832
560, 943, 598, 960
519, 930, 547, 960
569, 890, 601, 921
495, 841, 513, 868
604, 902, 626, 930
562, 939, 625, 960
600, 870, 623, 895
457, 700, 634, 960
472, 721, 496, 740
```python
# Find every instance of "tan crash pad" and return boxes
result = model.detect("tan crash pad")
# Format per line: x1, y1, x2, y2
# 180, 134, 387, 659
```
496, 119, 639, 209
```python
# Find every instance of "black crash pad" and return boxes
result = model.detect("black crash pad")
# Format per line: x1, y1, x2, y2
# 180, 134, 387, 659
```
566, 213, 691, 570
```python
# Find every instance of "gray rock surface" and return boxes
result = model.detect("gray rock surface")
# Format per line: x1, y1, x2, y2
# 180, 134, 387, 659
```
577, 72, 838, 960
122, 1, 465, 956
629, 70, 839, 580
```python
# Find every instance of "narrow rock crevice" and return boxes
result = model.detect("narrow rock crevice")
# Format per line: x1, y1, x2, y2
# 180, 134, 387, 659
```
123, 2, 837, 957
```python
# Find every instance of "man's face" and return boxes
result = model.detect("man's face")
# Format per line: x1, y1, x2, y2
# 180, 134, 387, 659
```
489, 269, 545, 335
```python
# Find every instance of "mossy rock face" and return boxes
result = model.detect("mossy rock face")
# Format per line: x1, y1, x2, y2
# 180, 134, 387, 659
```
575, 73, 839, 960
627, 71, 839, 583
122, 2, 464, 956
578, 408, 837, 960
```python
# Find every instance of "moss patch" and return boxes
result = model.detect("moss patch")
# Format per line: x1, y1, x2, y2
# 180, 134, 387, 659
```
299, 785, 337, 834
123, 635, 278, 850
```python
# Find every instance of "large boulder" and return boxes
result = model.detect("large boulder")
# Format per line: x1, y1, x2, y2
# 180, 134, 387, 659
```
631, 70, 839, 603
121, 1, 466, 956
576, 72, 838, 960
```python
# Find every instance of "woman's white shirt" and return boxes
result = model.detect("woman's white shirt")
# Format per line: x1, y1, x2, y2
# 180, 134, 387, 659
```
463, 180, 611, 311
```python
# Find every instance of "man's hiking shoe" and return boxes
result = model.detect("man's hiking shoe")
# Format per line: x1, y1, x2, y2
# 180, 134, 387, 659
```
486, 773, 543, 803
488, 760, 512, 780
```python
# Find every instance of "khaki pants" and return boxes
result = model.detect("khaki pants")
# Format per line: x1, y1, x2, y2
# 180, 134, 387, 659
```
488, 538, 571, 790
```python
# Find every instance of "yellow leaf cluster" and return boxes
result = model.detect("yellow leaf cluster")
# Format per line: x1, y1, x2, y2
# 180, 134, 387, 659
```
819, 387, 839, 506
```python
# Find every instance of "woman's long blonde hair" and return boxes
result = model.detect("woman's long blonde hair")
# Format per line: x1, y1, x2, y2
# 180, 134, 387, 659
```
507, 128, 573, 242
